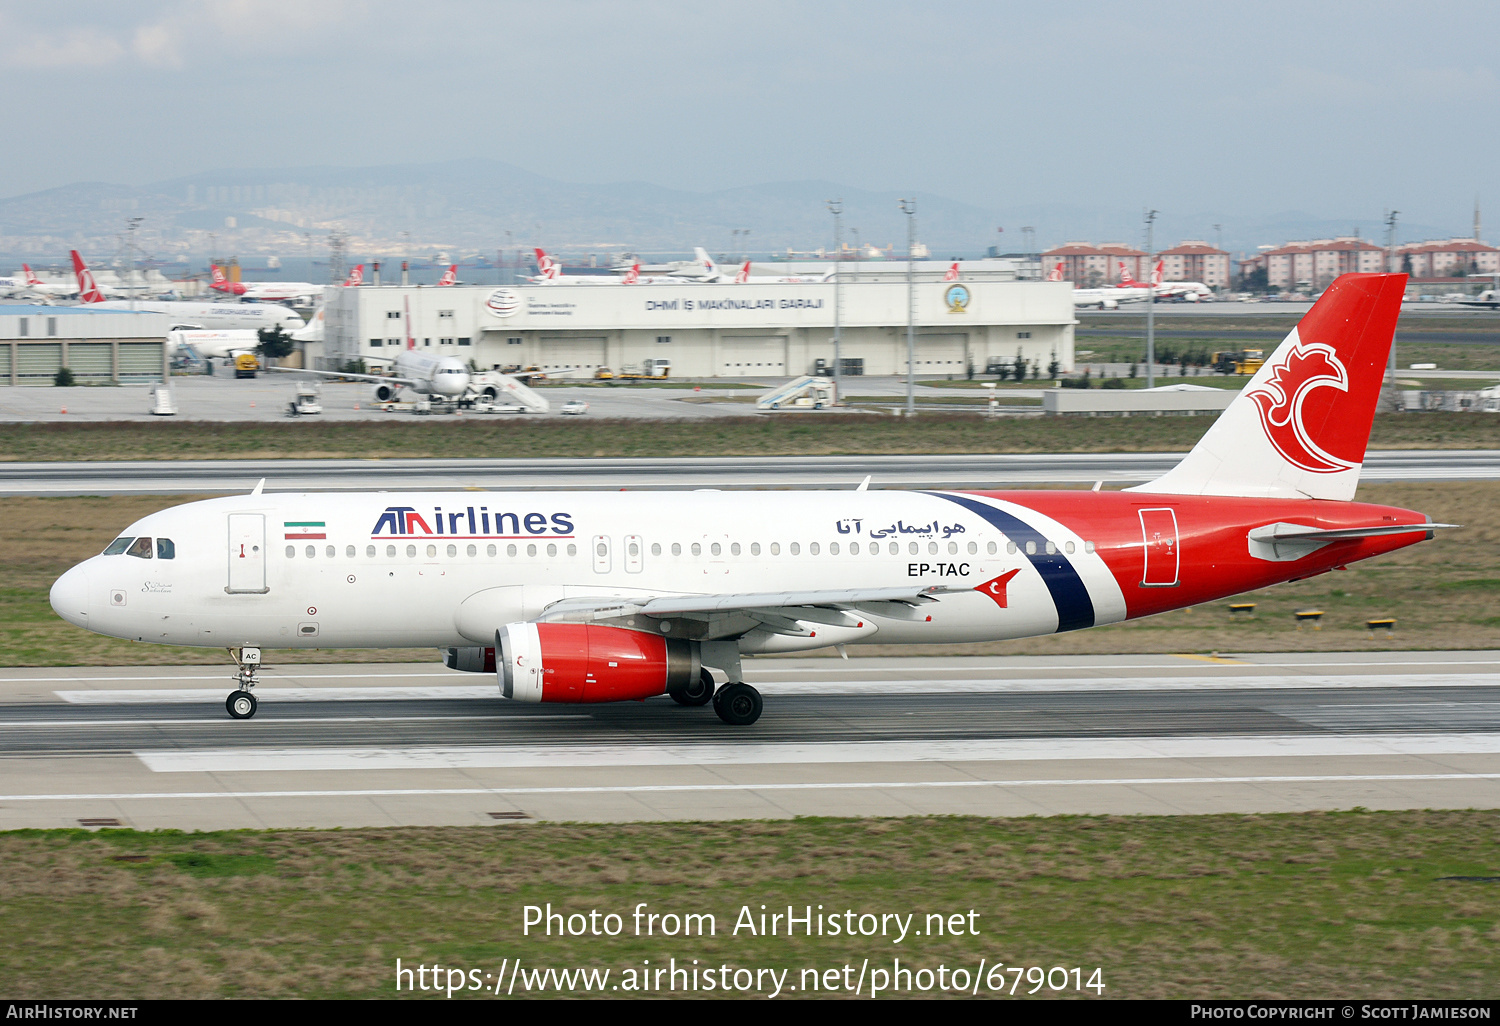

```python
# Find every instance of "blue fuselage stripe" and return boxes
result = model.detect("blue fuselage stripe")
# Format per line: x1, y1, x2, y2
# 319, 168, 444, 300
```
927, 492, 1096, 633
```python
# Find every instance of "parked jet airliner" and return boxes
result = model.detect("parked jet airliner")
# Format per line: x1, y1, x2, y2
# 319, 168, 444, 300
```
51, 275, 1450, 726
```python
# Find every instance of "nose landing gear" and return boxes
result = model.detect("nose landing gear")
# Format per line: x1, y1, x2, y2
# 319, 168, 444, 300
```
226, 646, 262, 720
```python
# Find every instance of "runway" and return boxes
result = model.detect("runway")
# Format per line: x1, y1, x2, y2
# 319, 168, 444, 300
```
3, 449, 1497, 496
2, 651, 1498, 828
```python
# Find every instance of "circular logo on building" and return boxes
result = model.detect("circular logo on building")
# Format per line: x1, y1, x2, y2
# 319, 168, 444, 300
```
485, 288, 521, 318
944, 283, 971, 313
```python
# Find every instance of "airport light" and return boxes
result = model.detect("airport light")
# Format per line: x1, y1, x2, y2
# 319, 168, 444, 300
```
1144, 209, 1157, 388
899, 198, 917, 417
1385, 210, 1400, 385
827, 199, 844, 402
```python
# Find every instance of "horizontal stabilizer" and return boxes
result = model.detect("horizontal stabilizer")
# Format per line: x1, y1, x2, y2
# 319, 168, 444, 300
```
1253, 522, 1458, 542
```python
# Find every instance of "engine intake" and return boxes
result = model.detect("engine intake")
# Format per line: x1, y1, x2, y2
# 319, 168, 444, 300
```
497, 622, 699, 703
443, 646, 495, 673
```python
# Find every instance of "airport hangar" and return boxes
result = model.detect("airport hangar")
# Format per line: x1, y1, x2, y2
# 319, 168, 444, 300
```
0, 306, 171, 386
312, 274, 1077, 379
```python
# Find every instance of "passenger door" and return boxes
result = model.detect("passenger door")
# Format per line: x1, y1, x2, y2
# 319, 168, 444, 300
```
227, 514, 269, 594
1138, 508, 1180, 587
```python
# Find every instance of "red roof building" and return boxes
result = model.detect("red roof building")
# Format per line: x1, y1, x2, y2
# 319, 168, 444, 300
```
1040, 243, 1148, 286
1239, 238, 1385, 290
1393, 238, 1500, 280
1157, 241, 1231, 289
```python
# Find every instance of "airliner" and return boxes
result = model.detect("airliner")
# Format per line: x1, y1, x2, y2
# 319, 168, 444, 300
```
268, 297, 470, 402
732, 261, 835, 284
72, 251, 305, 330
1118, 260, 1213, 301
51, 274, 1451, 726
209, 265, 322, 301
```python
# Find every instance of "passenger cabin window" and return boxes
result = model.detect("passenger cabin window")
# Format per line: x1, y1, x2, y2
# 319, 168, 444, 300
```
156, 538, 175, 559
126, 537, 153, 559
103, 537, 134, 555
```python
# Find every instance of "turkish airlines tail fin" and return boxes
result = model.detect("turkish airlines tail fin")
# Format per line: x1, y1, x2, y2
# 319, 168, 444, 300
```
71, 251, 106, 304
1151, 258, 1164, 288
343, 264, 364, 287
1045, 262, 1064, 282
735, 261, 750, 284
1117, 261, 1140, 287
944, 262, 959, 282
23, 264, 42, 287
209, 265, 229, 290
621, 263, 640, 285
534, 248, 559, 280
1131, 272, 1407, 502
436, 264, 457, 286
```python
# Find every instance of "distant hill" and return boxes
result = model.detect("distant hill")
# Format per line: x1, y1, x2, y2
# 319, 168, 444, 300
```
0, 158, 1464, 261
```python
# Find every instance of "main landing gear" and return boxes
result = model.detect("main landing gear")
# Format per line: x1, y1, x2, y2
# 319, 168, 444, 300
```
226, 646, 261, 720
712, 682, 763, 726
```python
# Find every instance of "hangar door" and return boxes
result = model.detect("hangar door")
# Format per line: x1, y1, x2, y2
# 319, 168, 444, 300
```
910, 333, 968, 376
719, 336, 786, 377
537, 336, 607, 378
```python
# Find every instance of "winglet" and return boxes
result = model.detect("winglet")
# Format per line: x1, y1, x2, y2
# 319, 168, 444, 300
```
250, 478, 265, 496
856, 475, 871, 492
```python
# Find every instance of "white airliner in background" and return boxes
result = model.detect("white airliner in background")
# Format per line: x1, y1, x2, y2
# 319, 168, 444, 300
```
209, 265, 322, 301
50, 275, 1450, 727
72, 251, 305, 329
1118, 260, 1213, 302
732, 261, 835, 284
269, 297, 470, 402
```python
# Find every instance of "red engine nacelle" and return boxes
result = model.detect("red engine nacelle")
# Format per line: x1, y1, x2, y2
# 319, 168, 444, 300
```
497, 622, 699, 703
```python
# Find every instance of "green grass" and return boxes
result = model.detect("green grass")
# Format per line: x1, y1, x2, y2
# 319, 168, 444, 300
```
0, 412, 1495, 463
2, 812, 1495, 999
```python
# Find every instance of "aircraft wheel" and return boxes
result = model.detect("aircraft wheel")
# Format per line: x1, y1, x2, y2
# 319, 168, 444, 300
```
670, 669, 715, 707
226, 690, 258, 720
713, 682, 762, 725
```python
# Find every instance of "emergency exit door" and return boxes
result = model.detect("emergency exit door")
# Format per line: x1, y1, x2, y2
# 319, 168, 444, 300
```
227, 514, 269, 593
1138, 508, 1180, 587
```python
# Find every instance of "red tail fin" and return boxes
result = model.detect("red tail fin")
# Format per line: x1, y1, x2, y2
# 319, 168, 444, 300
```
1118, 261, 1138, 286
622, 264, 640, 285
23, 264, 41, 286
436, 264, 457, 286
343, 264, 364, 287
1137, 273, 1408, 501
735, 261, 750, 284
1045, 262, 1063, 282
1152, 258, 1164, 288
71, 251, 106, 304
944, 262, 959, 281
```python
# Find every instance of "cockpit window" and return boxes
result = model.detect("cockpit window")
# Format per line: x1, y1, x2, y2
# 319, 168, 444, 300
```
156, 538, 175, 560
125, 537, 153, 559
103, 537, 133, 555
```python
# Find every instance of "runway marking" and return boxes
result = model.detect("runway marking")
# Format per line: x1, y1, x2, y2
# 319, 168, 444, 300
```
133, 732, 1500, 773
0, 714, 588, 728
1172, 653, 1250, 665
4, 773, 1500, 803
51, 673, 1500, 705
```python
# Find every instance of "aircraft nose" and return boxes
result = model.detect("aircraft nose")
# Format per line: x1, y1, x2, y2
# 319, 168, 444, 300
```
451, 371, 471, 396
50, 563, 90, 629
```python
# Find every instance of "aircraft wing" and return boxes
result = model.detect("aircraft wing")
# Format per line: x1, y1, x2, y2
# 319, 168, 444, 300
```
535, 584, 955, 638
266, 365, 419, 388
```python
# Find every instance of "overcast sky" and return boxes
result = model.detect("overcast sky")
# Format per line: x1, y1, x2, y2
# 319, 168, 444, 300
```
1, 1, 1496, 235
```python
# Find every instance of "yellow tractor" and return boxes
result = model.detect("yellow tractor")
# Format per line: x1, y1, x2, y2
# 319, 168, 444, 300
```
1211, 348, 1266, 375
233, 352, 260, 379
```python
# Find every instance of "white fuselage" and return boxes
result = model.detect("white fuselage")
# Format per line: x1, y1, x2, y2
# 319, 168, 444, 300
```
383, 349, 472, 397
95, 300, 304, 331
217, 282, 322, 301
48, 490, 1127, 653
167, 329, 261, 358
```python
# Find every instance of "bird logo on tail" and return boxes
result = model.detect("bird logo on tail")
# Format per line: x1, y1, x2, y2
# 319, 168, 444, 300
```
1245, 341, 1358, 474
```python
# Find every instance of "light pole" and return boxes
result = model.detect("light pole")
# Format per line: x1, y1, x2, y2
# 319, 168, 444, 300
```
1385, 210, 1400, 386
1144, 209, 1157, 387
899, 197, 917, 417
827, 199, 843, 400
1021, 226, 1035, 278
